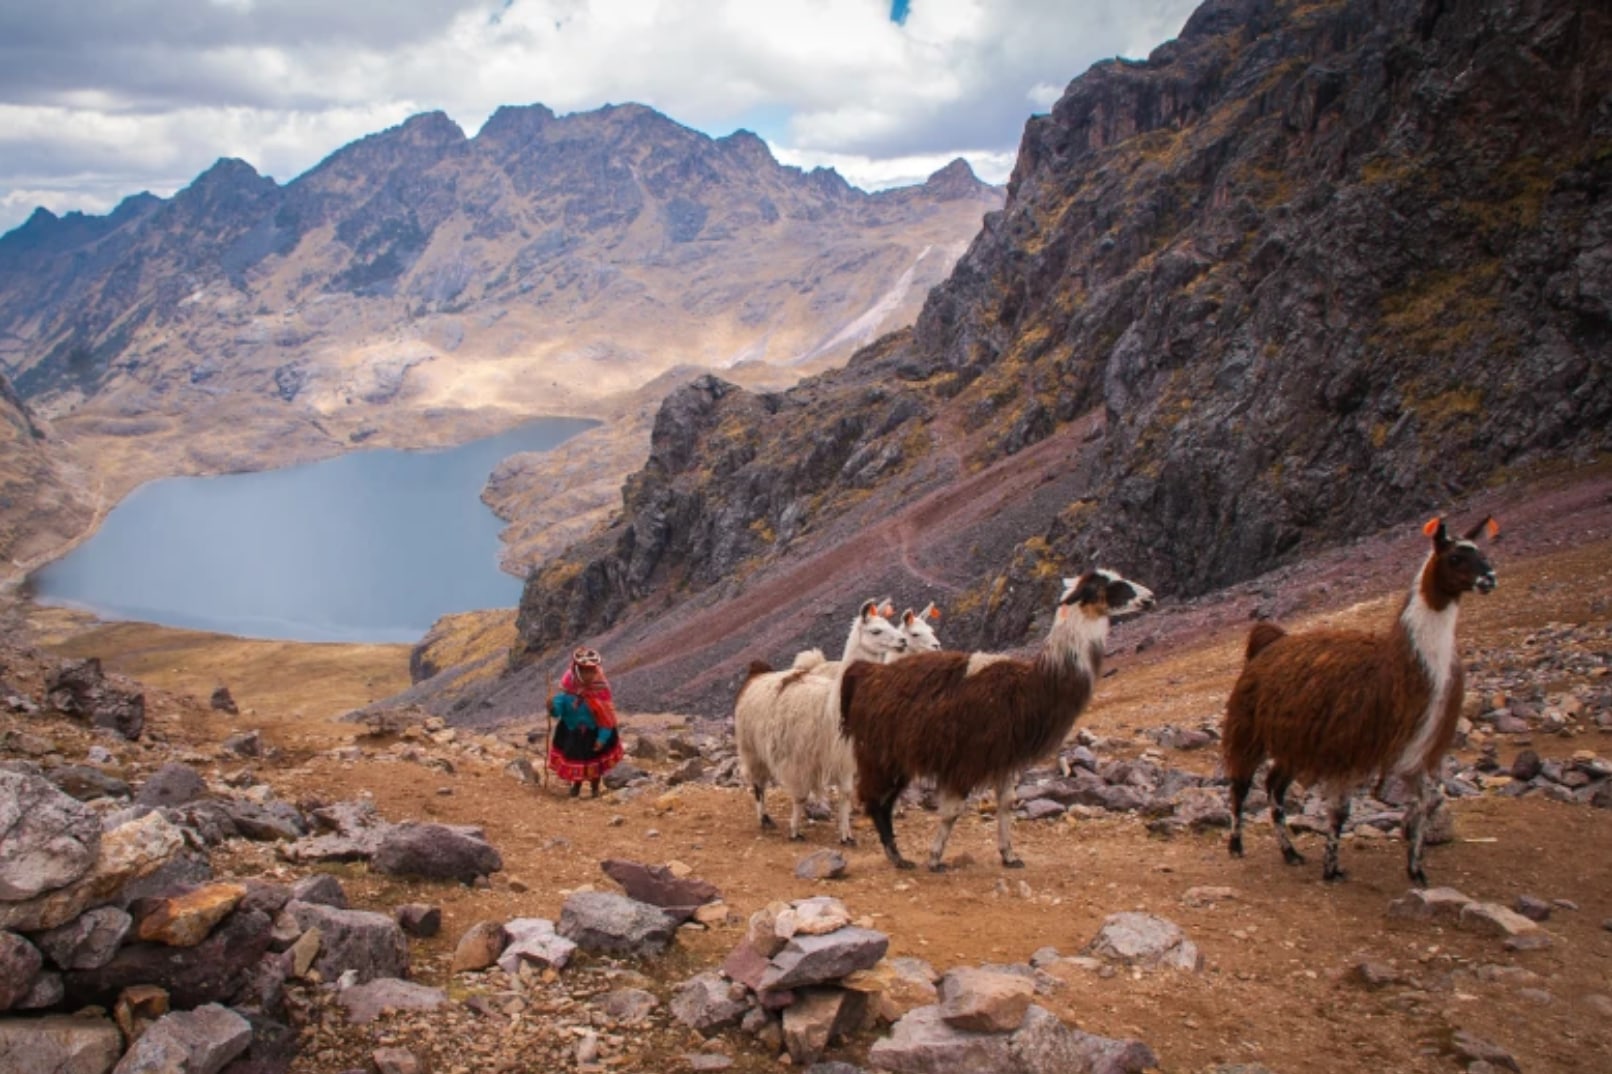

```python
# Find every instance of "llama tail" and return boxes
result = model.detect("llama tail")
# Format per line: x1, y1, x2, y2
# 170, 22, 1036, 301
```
791, 649, 828, 672
1245, 622, 1287, 662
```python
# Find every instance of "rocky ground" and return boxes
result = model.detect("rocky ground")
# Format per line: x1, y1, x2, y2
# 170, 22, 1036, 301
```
3, 467, 1611, 1074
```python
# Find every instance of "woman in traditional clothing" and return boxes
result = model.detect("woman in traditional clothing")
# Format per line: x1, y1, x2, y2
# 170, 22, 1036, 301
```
547, 646, 624, 797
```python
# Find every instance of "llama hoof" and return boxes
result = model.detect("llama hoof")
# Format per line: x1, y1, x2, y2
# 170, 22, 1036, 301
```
891, 857, 916, 871
1228, 836, 1244, 857
1001, 856, 1025, 869
789, 833, 806, 843
759, 815, 777, 829
1408, 867, 1429, 888
1323, 867, 1348, 883
838, 836, 857, 847
927, 862, 949, 874
1281, 847, 1307, 866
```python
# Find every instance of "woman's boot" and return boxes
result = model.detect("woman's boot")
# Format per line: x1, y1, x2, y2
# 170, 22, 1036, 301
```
569, 781, 581, 798
589, 778, 601, 798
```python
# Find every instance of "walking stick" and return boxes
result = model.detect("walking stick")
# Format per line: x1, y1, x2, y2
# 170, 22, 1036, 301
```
541, 672, 554, 790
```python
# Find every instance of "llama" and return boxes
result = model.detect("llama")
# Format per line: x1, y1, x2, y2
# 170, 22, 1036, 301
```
1222, 516, 1498, 885
840, 569, 1155, 870
901, 604, 943, 653
735, 600, 908, 843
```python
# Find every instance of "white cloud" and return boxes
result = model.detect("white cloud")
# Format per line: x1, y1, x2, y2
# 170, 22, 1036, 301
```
0, 0, 1203, 234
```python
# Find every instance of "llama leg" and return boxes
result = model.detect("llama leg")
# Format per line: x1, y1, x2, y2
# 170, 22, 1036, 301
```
1402, 773, 1435, 887
752, 782, 776, 830
788, 795, 807, 842
1228, 774, 1253, 858
1322, 791, 1351, 882
1267, 764, 1306, 866
834, 788, 855, 846
926, 789, 967, 872
994, 773, 1023, 868
869, 783, 913, 869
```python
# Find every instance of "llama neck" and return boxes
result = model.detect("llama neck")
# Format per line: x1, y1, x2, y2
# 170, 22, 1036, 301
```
1036, 609, 1107, 685
1393, 554, 1460, 773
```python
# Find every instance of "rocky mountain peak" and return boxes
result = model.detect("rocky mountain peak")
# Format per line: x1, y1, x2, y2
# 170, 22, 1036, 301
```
918, 158, 990, 200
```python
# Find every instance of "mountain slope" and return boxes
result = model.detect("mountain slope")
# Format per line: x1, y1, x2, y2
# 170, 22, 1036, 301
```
446, 0, 1609, 720
0, 373, 96, 576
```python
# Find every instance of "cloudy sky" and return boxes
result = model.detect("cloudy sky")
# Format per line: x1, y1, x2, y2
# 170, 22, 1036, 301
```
0, 0, 1201, 236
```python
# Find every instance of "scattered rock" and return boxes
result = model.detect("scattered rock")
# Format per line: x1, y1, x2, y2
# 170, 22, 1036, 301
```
783, 987, 867, 1064
336, 978, 447, 1024
450, 921, 508, 974
0, 811, 186, 932
1458, 902, 1540, 939
289, 874, 348, 909
842, 956, 940, 1024
371, 823, 502, 884
1387, 886, 1474, 923
1083, 912, 1202, 971
601, 858, 720, 921
1512, 895, 1551, 922
759, 927, 890, 992
281, 901, 408, 984
0, 768, 102, 901
372, 1046, 423, 1074
598, 987, 658, 1025
795, 849, 849, 881
210, 686, 239, 716
496, 918, 576, 973
45, 659, 145, 740
133, 763, 208, 809
131, 882, 247, 946
112, 1003, 251, 1074
1450, 1029, 1521, 1072
558, 891, 678, 958
671, 970, 750, 1035
0, 1013, 123, 1074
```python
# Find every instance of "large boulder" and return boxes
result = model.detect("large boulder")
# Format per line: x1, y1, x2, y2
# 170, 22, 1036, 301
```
0, 811, 185, 932
557, 892, 678, 958
371, 823, 502, 884
0, 768, 103, 901
46, 658, 145, 740
281, 901, 409, 984
0, 1013, 123, 1074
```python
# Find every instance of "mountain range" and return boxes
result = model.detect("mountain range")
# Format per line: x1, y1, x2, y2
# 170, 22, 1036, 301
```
410, 0, 1611, 721
0, 102, 1001, 579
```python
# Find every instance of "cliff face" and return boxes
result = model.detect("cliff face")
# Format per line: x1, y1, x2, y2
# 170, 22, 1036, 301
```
0, 373, 95, 581
493, 0, 1610, 718
0, 104, 1000, 502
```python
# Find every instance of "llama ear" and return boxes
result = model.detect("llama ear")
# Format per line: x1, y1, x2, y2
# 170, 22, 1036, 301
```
1423, 517, 1452, 550
902, 609, 916, 626
927, 604, 941, 621
1463, 515, 1500, 542
880, 601, 895, 618
859, 599, 879, 620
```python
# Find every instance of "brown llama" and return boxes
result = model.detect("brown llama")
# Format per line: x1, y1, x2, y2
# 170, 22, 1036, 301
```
840, 569, 1155, 870
1222, 515, 1499, 885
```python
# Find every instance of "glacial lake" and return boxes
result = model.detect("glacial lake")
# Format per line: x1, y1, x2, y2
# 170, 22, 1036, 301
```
27, 417, 597, 643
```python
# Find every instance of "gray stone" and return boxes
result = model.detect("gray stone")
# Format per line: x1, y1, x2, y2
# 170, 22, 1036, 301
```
795, 849, 850, 880
603, 762, 649, 789
937, 967, 1035, 1032
759, 927, 890, 992
289, 874, 348, 909
0, 812, 186, 932
1512, 895, 1551, 922
17, 968, 65, 1009
1083, 913, 1202, 971
0, 930, 45, 1011
217, 800, 304, 842
496, 917, 576, 973
1387, 886, 1473, 922
670, 970, 750, 1035
221, 731, 259, 757
282, 901, 408, 984
558, 891, 678, 958
1018, 799, 1067, 821
371, 1047, 422, 1074
869, 1004, 1016, 1072
1458, 902, 1539, 939
134, 764, 209, 809
1450, 1029, 1521, 1072
0, 768, 103, 901
112, 1003, 252, 1074
0, 1013, 123, 1074
46, 659, 145, 740
35, 906, 134, 970
449, 920, 507, 974
1011, 1005, 1158, 1074
48, 765, 132, 802
372, 823, 502, 883
598, 987, 658, 1025
336, 978, 447, 1024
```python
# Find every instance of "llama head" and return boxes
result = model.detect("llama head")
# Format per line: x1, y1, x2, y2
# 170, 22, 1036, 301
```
899, 603, 943, 654
1422, 515, 1499, 599
1058, 569, 1156, 622
847, 598, 908, 662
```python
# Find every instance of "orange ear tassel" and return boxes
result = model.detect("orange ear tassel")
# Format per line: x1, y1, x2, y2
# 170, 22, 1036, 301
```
1422, 517, 1441, 537
1486, 518, 1500, 538
928, 606, 941, 621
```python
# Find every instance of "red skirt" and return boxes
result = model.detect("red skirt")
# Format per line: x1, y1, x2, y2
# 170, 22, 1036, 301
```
547, 739, 624, 783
